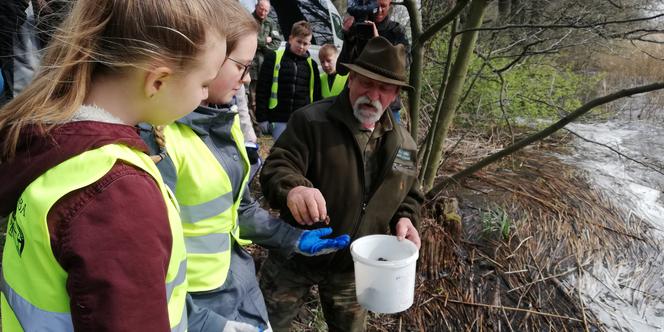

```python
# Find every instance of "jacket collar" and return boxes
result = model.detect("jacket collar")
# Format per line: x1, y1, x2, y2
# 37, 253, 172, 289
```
176, 104, 237, 137
375, 17, 397, 31
285, 43, 311, 60
252, 11, 264, 23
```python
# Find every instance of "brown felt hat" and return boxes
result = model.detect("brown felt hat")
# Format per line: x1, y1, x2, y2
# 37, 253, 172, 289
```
341, 36, 413, 91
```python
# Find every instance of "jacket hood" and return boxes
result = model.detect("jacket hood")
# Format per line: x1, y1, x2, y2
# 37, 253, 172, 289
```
0, 121, 148, 216
176, 104, 237, 137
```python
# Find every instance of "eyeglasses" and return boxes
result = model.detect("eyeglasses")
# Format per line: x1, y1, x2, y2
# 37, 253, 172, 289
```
226, 57, 252, 79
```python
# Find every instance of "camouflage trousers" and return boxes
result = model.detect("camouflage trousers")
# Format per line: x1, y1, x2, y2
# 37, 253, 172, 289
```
259, 252, 367, 332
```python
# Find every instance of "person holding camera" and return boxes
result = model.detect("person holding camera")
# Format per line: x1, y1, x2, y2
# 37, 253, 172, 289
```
337, 0, 410, 123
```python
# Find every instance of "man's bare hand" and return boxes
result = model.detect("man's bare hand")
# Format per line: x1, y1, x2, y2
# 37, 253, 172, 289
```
364, 20, 379, 37
266, 36, 272, 44
395, 218, 420, 249
342, 15, 355, 32
286, 186, 328, 225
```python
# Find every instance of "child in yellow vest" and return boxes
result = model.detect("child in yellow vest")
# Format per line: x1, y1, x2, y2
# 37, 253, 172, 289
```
318, 43, 348, 98
0, 0, 233, 330
255, 20, 322, 141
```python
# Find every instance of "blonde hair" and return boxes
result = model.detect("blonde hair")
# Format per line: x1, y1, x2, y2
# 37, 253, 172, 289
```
225, 3, 259, 54
319, 44, 338, 58
147, 2, 258, 161
0, 0, 233, 161
290, 20, 312, 39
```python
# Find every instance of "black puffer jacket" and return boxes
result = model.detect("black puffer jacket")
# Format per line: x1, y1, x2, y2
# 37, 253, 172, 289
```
255, 44, 321, 123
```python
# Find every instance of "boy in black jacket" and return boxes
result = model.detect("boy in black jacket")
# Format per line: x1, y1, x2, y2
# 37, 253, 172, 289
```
256, 20, 321, 140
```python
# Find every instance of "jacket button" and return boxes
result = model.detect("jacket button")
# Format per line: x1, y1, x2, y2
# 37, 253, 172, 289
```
233, 154, 239, 161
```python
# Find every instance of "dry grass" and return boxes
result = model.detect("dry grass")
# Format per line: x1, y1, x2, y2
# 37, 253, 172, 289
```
584, 41, 664, 121
391, 130, 660, 331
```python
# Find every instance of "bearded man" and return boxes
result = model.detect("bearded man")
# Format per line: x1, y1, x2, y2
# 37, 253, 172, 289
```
258, 36, 423, 332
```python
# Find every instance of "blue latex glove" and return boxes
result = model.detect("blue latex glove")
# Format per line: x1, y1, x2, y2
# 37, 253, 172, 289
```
223, 320, 264, 332
296, 227, 351, 256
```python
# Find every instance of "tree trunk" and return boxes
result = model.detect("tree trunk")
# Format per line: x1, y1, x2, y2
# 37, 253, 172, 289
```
406, 0, 470, 139
421, 0, 490, 190
404, 0, 423, 138
420, 18, 458, 178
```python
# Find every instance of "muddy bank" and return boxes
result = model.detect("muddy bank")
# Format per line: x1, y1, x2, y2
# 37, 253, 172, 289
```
560, 120, 664, 331
385, 129, 661, 331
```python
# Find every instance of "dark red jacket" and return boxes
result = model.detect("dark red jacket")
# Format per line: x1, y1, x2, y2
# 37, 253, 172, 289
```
0, 121, 173, 331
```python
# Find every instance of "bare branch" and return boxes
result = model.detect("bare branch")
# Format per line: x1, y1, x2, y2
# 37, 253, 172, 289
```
629, 40, 664, 60
426, 81, 664, 198
417, 0, 470, 47
456, 13, 664, 34
565, 129, 664, 177
605, 0, 624, 9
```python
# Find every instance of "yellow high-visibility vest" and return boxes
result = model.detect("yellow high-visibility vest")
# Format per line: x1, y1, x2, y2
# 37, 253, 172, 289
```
1, 144, 188, 332
163, 114, 251, 292
268, 49, 315, 109
320, 73, 348, 98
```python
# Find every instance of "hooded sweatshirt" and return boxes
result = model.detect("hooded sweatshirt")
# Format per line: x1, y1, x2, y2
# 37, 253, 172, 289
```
0, 107, 174, 331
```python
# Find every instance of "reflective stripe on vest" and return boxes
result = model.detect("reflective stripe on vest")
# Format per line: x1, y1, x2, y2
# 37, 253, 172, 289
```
320, 73, 348, 98
0, 144, 188, 331
268, 49, 315, 109
180, 191, 234, 223
164, 115, 251, 292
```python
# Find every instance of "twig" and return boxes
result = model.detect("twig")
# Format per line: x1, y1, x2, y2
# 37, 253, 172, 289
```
508, 266, 584, 293
586, 221, 645, 241
565, 128, 664, 177
444, 298, 583, 322
457, 13, 664, 34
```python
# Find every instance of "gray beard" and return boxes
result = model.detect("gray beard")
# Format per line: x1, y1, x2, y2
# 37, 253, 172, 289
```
352, 96, 384, 125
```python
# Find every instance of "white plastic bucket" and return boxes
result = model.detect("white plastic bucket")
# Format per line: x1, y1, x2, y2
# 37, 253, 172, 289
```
350, 234, 419, 314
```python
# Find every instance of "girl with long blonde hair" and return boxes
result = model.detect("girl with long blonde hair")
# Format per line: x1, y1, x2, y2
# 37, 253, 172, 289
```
0, 0, 232, 330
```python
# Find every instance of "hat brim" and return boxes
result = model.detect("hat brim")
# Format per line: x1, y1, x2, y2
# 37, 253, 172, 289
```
341, 63, 414, 91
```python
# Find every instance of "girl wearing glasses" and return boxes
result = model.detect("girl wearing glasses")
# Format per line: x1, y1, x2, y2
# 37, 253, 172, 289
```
142, 5, 350, 332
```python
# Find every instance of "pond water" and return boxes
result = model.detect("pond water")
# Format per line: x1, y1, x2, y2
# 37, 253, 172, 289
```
558, 119, 664, 331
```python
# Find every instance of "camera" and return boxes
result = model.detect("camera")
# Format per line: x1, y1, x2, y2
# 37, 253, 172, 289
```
347, 0, 378, 23
347, 0, 378, 41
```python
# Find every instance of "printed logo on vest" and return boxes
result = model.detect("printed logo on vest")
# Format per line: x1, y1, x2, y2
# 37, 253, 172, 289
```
8, 198, 27, 256
8, 214, 25, 256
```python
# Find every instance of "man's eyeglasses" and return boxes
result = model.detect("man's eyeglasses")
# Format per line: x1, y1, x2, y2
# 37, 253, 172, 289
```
227, 57, 252, 79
